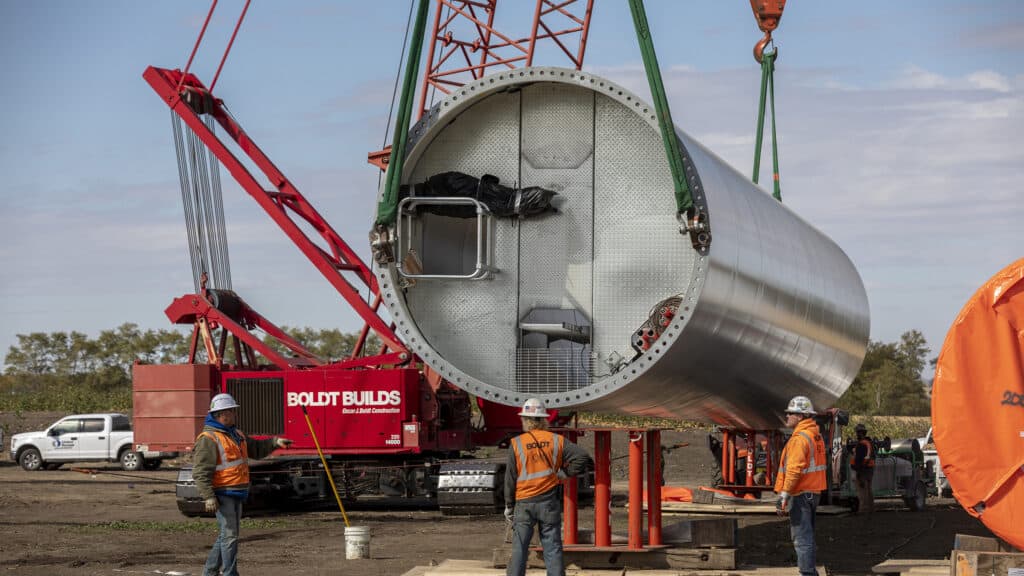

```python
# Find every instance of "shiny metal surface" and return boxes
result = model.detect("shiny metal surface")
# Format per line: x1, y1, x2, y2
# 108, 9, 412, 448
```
374, 67, 869, 429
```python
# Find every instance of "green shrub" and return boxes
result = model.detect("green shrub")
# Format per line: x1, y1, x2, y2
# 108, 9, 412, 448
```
0, 373, 131, 413
846, 415, 931, 442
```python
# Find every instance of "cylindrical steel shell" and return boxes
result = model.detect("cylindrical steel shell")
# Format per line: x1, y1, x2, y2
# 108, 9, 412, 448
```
375, 67, 869, 429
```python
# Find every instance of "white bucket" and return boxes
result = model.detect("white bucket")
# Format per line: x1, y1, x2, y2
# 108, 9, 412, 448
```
345, 526, 371, 560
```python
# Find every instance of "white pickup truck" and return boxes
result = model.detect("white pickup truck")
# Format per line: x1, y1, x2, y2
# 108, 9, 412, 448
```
9, 413, 170, 472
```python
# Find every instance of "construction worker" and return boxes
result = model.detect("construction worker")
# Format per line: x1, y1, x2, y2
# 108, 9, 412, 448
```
850, 423, 875, 514
194, 393, 292, 576
775, 395, 827, 576
504, 398, 592, 576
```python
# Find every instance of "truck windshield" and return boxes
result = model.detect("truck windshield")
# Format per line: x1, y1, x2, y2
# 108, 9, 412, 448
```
51, 420, 80, 435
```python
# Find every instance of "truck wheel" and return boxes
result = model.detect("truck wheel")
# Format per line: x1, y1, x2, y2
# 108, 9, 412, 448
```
143, 459, 162, 471
19, 448, 43, 471
120, 449, 143, 472
904, 480, 927, 511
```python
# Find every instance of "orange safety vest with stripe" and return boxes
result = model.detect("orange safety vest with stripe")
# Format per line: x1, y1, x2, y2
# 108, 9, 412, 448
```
774, 419, 827, 495
850, 437, 875, 468
197, 430, 250, 489
511, 430, 565, 500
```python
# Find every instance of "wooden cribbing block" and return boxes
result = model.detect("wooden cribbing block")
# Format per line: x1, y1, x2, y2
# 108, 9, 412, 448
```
953, 550, 1024, 576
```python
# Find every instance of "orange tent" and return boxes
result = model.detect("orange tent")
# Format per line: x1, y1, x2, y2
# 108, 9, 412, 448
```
932, 258, 1024, 550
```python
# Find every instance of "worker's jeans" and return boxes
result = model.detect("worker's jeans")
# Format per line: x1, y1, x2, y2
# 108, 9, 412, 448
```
204, 495, 243, 576
507, 495, 564, 576
855, 469, 874, 514
789, 492, 819, 576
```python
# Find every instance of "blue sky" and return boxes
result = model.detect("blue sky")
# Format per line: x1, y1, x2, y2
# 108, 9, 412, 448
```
1, 1, 1021, 368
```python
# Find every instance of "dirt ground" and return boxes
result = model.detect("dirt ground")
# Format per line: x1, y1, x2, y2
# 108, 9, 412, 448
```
0, 412, 995, 576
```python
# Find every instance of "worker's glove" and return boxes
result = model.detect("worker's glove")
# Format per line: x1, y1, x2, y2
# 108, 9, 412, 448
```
776, 491, 790, 516
204, 497, 219, 513
503, 506, 514, 523
274, 437, 293, 449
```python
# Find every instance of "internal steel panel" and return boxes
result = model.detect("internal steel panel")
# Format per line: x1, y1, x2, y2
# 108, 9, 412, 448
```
517, 84, 595, 393
518, 84, 594, 320
592, 93, 698, 365
403, 92, 521, 387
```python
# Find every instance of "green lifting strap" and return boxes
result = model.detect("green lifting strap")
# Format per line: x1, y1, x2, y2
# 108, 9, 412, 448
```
376, 0, 431, 227
752, 50, 782, 201
627, 0, 694, 214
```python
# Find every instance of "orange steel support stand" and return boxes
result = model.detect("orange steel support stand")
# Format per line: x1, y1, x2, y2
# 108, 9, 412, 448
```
561, 428, 665, 553
718, 428, 780, 498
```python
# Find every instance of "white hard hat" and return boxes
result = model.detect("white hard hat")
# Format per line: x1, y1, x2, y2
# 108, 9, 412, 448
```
785, 395, 815, 415
518, 398, 549, 418
209, 393, 240, 413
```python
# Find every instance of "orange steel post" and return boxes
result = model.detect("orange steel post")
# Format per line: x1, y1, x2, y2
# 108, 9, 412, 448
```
628, 431, 644, 549
563, 431, 579, 545
594, 431, 612, 547
721, 429, 731, 485
646, 430, 663, 546
563, 467, 578, 545
767, 430, 779, 486
746, 432, 756, 487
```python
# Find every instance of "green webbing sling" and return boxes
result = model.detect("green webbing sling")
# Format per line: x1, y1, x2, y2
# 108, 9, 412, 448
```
628, 0, 694, 215
375, 0, 431, 227
752, 49, 782, 201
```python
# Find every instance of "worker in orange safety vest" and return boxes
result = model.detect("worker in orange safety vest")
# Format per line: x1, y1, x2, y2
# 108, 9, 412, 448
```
504, 398, 592, 576
850, 423, 875, 514
193, 393, 292, 576
774, 395, 827, 576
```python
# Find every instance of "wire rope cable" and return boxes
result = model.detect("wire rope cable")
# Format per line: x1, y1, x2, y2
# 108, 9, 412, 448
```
170, 110, 233, 293
378, 0, 418, 192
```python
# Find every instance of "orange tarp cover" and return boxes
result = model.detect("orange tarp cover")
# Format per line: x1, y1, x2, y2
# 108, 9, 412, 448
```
932, 258, 1024, 550
642, 486, 693, 502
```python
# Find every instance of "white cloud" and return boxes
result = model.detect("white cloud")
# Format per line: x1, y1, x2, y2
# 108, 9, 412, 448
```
892, 66, 949, 90
966, 70, 1012, 93
890, 66, 1012, 93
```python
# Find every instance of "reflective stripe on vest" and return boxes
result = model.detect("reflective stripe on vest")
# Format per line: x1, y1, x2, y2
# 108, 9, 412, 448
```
775, 423, 827, 494
512, 431, 564, 500
779, 432, 828, 475
199, 430, 250, 488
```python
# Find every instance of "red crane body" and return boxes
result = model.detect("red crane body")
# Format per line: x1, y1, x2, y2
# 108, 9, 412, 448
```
133, 1, 592, 515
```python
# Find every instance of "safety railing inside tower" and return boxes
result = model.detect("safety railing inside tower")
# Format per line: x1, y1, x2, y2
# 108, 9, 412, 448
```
510, 349, 594, 394
395, 196, 496, 280
514, 307, 594, 393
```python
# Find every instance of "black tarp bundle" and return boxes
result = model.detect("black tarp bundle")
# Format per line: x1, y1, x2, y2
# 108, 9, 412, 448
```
398, 172, 557, 218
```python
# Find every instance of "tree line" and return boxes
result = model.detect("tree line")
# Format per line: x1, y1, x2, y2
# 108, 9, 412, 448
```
0, 323, 378, 413
2, 324, 932, 416
835, 330, 932, 416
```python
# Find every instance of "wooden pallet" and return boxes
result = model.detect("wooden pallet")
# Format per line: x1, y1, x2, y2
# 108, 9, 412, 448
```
568, 518, 737, 548
492, 545, 737, 571
655, 501, 849, 515
871, 558, 949, 576
872, 534, 1023, 576
953, 550, 1024, 576
401, 559, 826, 576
